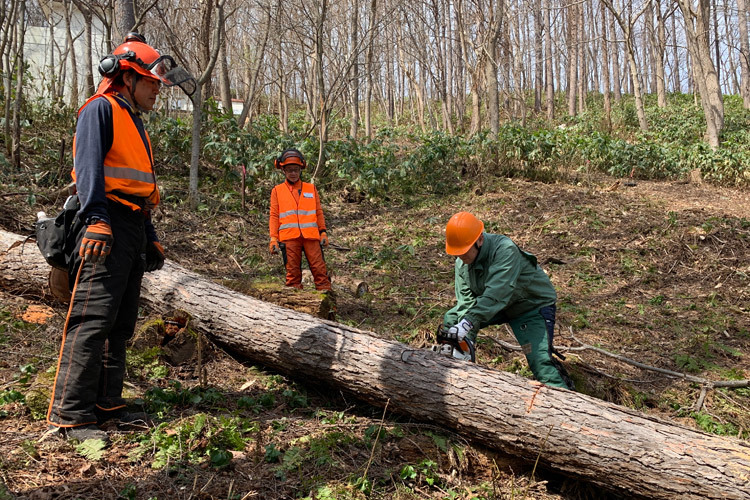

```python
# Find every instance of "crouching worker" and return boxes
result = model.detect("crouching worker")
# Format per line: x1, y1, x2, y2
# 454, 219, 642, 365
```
269, 149, 331, 291
440, 212, 573, 390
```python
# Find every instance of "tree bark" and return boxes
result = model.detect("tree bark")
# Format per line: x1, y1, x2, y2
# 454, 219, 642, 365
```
544, 0, 554, 120
609, 8, 622, 101
114, 0, 135, 43
677, 0, 724, 148
654, 0, 667, 107
534, 0, 543, 113
218, 21, 233, 117
349, 0, 360, 139
11, 0, 25, 174
2, 228, 750, 500
601, 0, 650, 132
567, 0, 578, 116
600, 4, 612, 130
738, 0, 750, 108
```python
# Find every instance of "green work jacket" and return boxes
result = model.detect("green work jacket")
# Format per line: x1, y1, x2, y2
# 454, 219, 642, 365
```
443, 233, 556, 329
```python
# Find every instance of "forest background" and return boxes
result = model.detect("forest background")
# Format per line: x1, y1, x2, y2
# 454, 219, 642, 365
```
0, 0, 749, 499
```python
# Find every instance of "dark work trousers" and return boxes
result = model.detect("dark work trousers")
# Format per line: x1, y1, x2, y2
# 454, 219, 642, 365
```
47, 200, 146, 428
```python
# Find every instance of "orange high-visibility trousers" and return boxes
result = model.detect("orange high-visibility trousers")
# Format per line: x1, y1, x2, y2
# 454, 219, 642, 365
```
283, 237, 331, 291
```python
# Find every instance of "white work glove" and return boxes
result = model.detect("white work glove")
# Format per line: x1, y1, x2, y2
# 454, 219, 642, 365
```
443, 318, 473, 341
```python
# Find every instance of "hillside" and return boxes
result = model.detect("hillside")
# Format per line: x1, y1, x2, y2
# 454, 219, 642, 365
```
0, 172, 748, 500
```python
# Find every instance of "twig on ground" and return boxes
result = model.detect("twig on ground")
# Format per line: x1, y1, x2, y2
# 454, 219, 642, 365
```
488, 326, 749, 411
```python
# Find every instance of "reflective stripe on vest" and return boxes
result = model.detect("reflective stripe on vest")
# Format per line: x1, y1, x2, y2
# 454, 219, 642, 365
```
72, 93, 160, 212
276, 182, 320, 241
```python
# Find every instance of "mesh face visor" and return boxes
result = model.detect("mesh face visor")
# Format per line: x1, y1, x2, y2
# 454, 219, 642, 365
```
146, 55, 197, 97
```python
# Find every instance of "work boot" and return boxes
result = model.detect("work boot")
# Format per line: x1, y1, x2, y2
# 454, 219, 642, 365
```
97, 408, 150, 429
49, 424, 110, 445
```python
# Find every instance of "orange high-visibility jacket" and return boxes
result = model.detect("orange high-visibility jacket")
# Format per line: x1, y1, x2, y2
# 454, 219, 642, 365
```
72, 93, 160, 212
269, 180, 326, 241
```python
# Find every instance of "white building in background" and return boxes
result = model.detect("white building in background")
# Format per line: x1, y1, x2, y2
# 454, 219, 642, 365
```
23, 2, 192, 114
24, 0, 108, 106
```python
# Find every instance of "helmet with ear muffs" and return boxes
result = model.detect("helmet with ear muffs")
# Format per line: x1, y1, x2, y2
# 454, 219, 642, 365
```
96, 32, 197, 97
274, 148, 307, 169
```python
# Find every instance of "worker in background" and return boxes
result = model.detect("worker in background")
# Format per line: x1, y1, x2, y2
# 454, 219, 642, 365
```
440, 211, 573, 390
46, 33, 196, 445
269, 149, 331, 291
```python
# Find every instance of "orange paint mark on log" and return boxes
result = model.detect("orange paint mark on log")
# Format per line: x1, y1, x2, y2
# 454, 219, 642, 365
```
526, 386, 544, 413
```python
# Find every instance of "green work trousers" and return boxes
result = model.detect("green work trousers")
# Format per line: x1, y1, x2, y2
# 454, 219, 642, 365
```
507, 308, 568, 388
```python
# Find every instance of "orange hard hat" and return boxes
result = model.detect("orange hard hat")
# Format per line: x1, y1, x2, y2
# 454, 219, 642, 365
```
274, 149, 307, 169
96, 33, 196, 96
445, 212, 484, 255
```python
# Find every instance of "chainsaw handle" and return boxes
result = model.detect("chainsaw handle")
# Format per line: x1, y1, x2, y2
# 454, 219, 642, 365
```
436, 323, 476, 362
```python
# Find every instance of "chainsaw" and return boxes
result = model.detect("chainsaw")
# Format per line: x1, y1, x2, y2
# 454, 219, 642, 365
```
432, 323, 476, 362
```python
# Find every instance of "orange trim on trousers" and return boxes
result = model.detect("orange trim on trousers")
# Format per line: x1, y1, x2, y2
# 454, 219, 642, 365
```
283, 237, 331, 291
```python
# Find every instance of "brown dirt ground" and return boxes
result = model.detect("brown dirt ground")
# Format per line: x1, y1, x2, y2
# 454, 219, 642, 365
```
0, 175, 748, 499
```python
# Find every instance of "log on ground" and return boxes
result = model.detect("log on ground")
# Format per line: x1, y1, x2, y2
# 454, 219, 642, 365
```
2, 229, 749, 500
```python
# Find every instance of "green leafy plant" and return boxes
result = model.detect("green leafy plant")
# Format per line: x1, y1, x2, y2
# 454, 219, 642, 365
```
75, 439, 107, 461
133, 413, 254, 469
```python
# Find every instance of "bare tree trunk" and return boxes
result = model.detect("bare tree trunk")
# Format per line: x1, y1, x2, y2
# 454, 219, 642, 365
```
444, 0, 454, 131
313, 0, 329, 180
114, 0, 135, 43
173, 0, 225, 210
3, 0, 19, 163
544, 0, 555, 121
645, 0, 654, 94
600, 3, 612, 130
576, 0, 585, 112
567, 0, 578, 116
724, 3, 740, 95
738, 0, 750, 108
218, 22, 233, 117
364, 0, 377, 139
712, 0, 720, 85
2, 229, 750, 500
82, 7, 94, 96
677, 0, 724, 148
63, 0, 79, 107
654, 0, 667, 107
486, 0, 504, 133
349, 0, 360, 139
672, 9, 680, 92
602, 0, 650, 132
609, 8, 622, 101
534, 0, 543, 113
11, 0, 25, 173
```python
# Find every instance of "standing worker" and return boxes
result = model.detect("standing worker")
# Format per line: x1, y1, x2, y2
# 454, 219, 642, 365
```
269, 149, 331, 291
47, 33, 195, 444
440, 212, 573, 389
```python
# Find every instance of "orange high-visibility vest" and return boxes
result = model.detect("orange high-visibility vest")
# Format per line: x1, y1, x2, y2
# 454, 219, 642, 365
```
72, 93, 160, 212
275, 182, 321, 241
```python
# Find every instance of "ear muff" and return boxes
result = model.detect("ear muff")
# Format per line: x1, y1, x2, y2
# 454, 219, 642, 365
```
98, 51, 136, 77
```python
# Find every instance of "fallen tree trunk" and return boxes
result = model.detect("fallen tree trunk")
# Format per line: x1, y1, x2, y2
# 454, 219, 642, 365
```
2, 229, 749, 500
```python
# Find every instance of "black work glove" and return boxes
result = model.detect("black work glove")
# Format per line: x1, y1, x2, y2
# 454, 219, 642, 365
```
145, 241, 165, 272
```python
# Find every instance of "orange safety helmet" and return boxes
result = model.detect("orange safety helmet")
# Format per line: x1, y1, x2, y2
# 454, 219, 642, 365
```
445, 212, 484, 255
96, 32, 196, 96
274, 149, 307, 169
